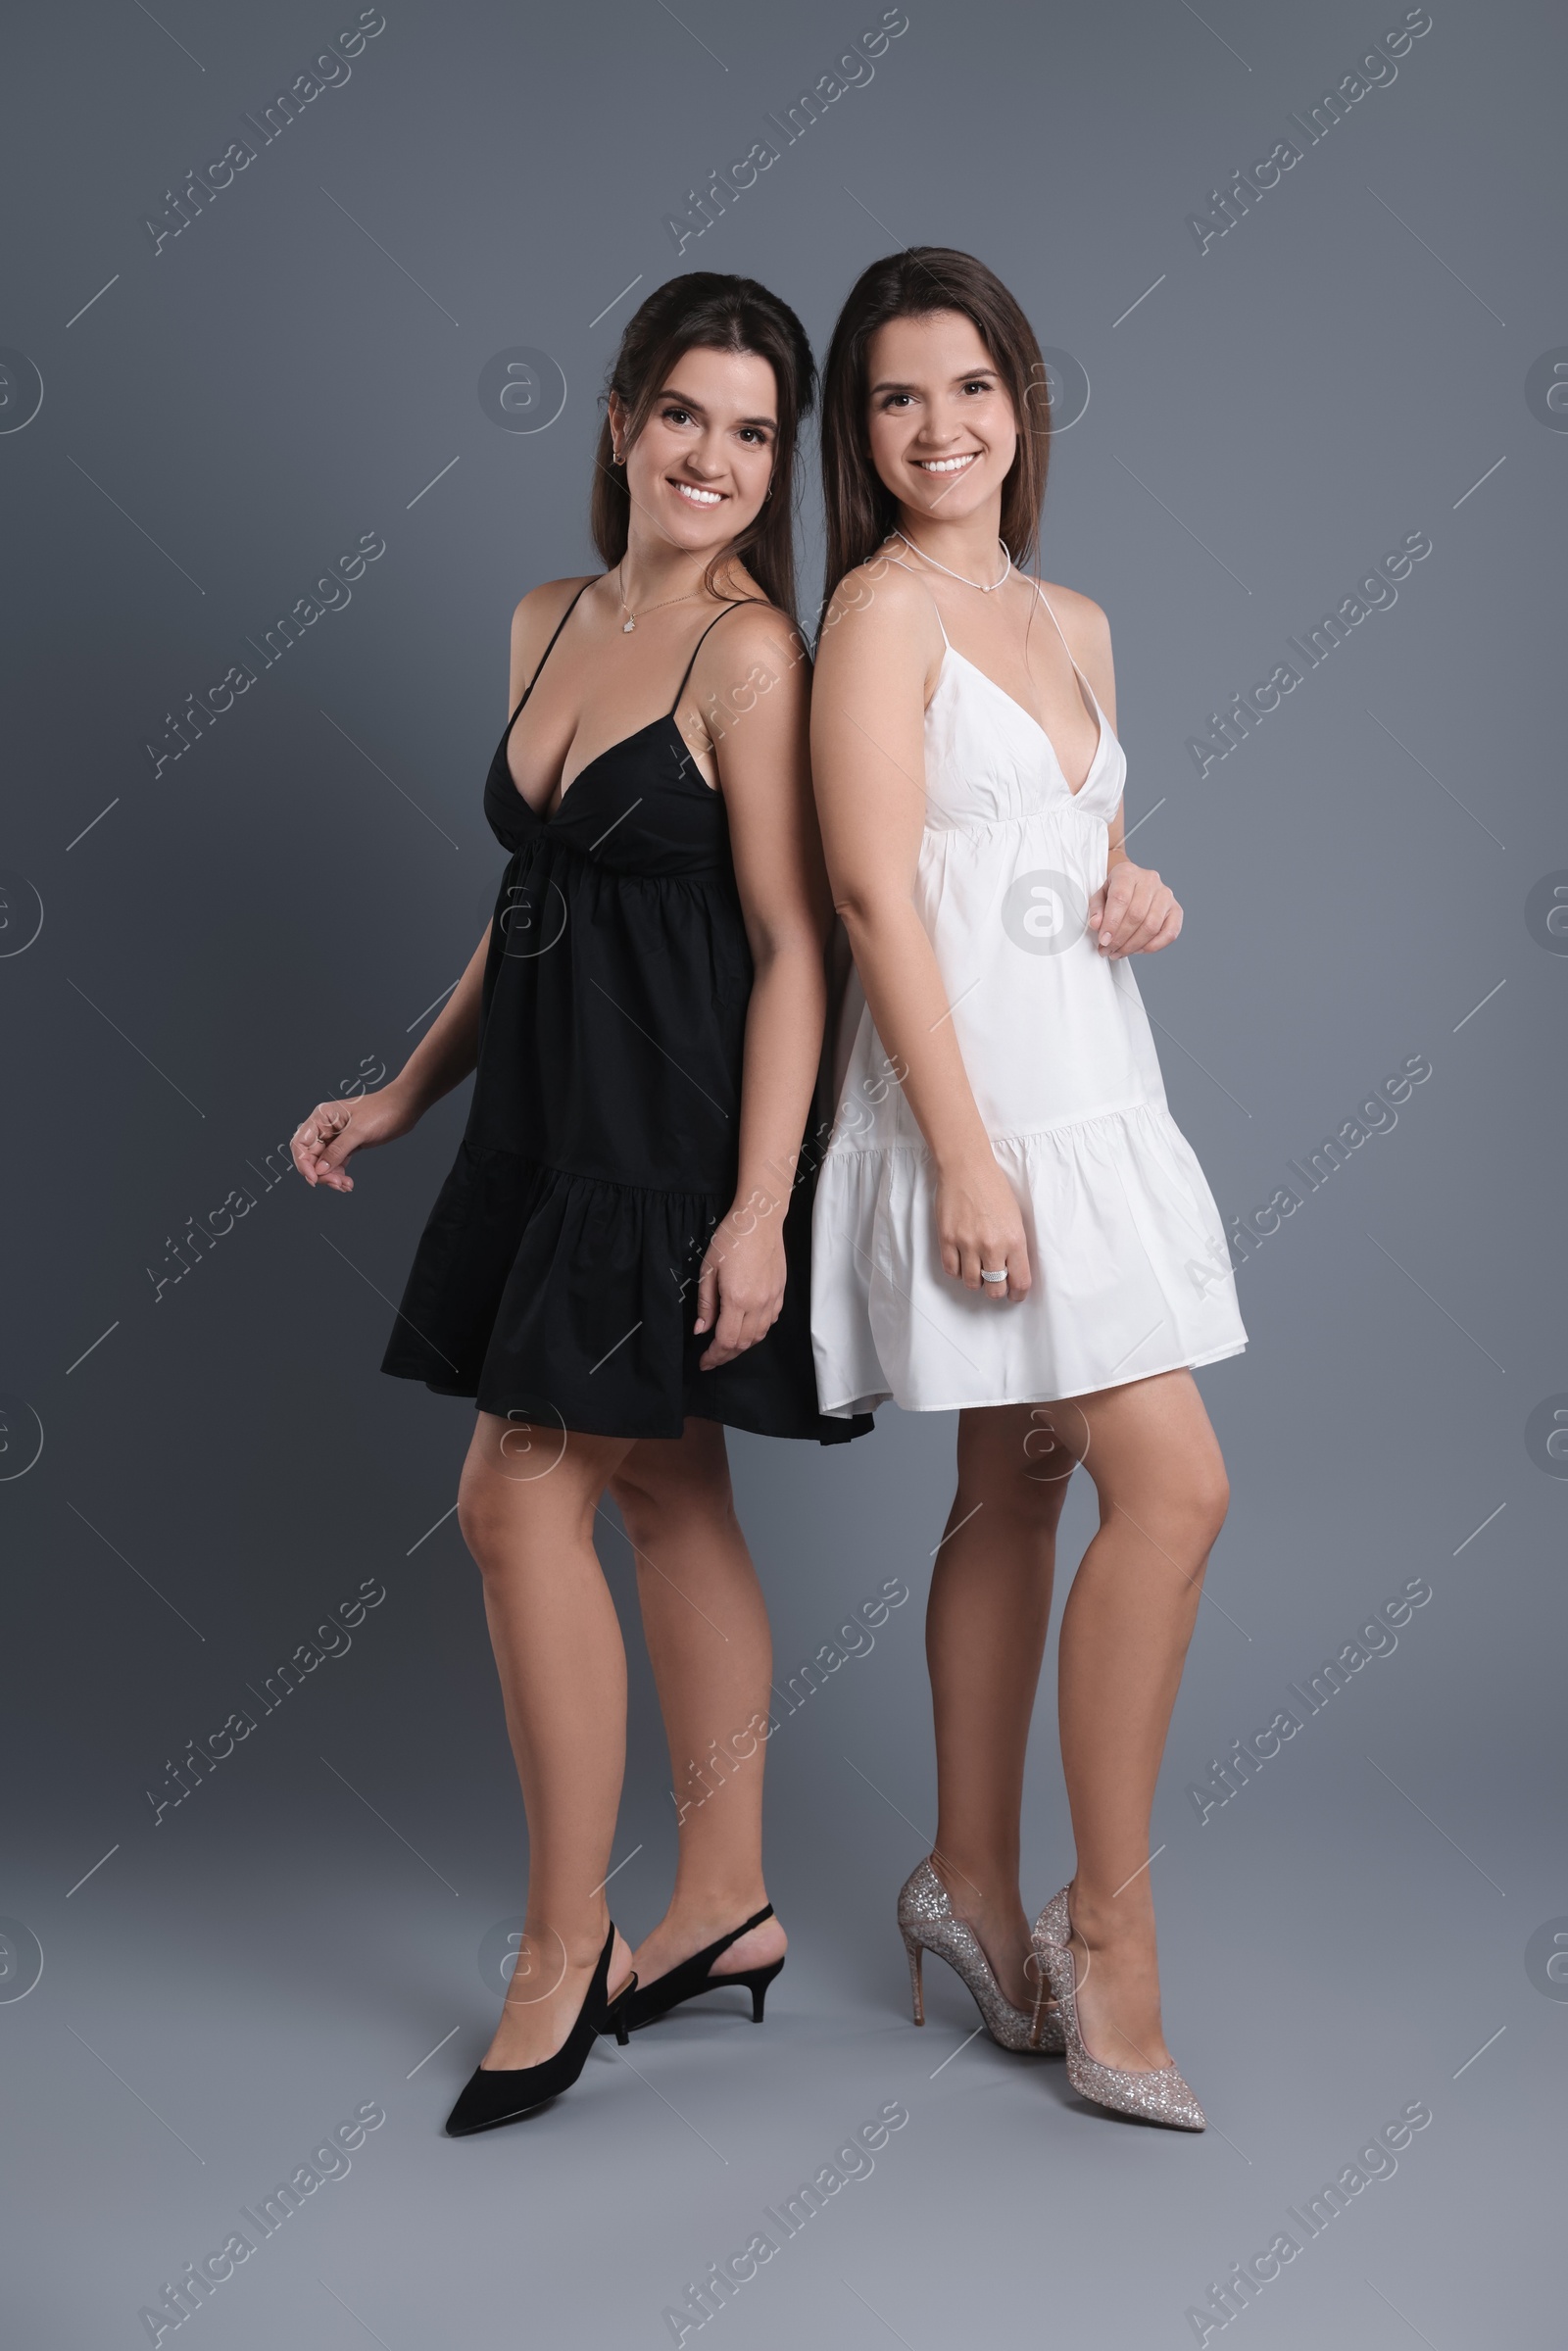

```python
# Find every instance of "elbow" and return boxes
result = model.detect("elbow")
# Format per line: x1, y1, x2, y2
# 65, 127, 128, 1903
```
832, 884, 908, 946
748, 921, 830, 984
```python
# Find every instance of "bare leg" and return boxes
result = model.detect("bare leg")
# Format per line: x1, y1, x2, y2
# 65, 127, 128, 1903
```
927, 1405, 1070, 2010
610, 1419, 786, 1986
456, 1413, 638, 2070
1052, 1369, 1229, 2071
926, 1374, 1228, 2061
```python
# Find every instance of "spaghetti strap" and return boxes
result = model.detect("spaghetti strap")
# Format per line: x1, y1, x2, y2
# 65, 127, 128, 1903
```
884, 554, 951, 647
1030, 580, 1083, 679
668, 599, 754, 713
1030, 578, 1107, 722
506, 579, 593, 725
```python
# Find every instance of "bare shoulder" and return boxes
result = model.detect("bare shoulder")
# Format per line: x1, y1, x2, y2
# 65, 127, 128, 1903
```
510, 572, 597, 661
1034, 578, 1112, 666
818, 554, 942, 671
705, 597, 808, 674
1034, 580, 1109, 662
691, 599, 811, 725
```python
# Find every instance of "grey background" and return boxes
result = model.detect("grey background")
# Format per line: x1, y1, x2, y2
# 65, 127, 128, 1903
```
2, 0, 1562, 2343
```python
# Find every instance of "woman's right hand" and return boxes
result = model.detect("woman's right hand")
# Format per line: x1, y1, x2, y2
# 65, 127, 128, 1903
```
935, 1151, 1032, 1301
291, 1081, 421, 1194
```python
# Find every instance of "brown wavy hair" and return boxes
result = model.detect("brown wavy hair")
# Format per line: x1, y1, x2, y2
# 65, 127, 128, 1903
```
590, 273, 815, 623
819, 248, 1051, 611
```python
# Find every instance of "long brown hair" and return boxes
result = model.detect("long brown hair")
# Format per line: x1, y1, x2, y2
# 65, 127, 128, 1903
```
819, 248, 1050, 608
590, 273, 815, 622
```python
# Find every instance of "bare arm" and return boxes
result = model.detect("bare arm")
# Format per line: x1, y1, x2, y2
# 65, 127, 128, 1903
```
293, 921, 492, 1194
809, 566, 1031, 1299
387, 923, 490, 1112
1067, 594, 1182, 958
690, 607, 831, 1365
292, 579, 589, 1192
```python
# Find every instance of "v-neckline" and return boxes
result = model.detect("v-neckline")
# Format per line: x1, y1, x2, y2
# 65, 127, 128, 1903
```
939, 645, 1107, 800
507, 712, 672, 823
498, 710, 724, 828
500, 586, 742, 822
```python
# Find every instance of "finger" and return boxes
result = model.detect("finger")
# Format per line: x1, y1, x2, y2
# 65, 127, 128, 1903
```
1007, 1236, 1034, 1299
303, 1101, 348, 1154
693, 1259, 719, 1335
1086, 883, 1106, 935
700, 1303, 751, 1369
956, 1238, 985, 1293
293, 1109, 339, 1189
312, 1105, 359, 1192
703, 1305, 763, 1369
1101, 880, 1151, 953
710, 1287, 750, 1362
318, 1112, 357, 1164
1136, 904, 1183, 955
1096, 876, 1133, 950
1108, 905, 1159, 957
1113, 891, 1174, 957
982, 1243, 1020, 1303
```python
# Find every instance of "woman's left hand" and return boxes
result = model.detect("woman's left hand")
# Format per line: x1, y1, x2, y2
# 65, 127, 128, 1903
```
1088, 859, 1183, 957
693, 1198, 788, 1369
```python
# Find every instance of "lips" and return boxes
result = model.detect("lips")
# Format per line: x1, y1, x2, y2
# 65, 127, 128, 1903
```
670, 479, 724, 507
913, 453, 980, 474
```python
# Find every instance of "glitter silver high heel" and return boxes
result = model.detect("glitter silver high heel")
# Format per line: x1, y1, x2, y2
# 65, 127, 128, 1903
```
1031, 1886, 1204, 2130
898, 1859, 1064, 2054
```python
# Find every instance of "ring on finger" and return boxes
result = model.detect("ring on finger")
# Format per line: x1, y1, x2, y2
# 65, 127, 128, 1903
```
979, 1267, 1008, 1285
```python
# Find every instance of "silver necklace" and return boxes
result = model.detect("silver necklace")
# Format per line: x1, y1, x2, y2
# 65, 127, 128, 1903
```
893, 527, 1012, 594
616, 561, 702, 633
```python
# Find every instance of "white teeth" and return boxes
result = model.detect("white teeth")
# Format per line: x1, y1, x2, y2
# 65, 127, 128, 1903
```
916, 455, 977, 473
673, 482, 722, 505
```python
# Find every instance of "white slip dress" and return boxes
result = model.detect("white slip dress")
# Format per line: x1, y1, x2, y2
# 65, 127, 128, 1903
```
810, 575, 1248, 1417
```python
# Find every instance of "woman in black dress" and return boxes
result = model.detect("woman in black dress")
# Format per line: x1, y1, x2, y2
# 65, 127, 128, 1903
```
291, 275, 869, 2134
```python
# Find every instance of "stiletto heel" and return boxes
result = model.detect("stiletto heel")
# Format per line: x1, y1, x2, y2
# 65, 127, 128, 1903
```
903, 1928, 925, 2027
444, 1924, 635, 2136
1030, 1886, 1204, 2131
746, 1960, 784, 2023
607, 1904, 785, 2034
897, 1859, 1063, 2054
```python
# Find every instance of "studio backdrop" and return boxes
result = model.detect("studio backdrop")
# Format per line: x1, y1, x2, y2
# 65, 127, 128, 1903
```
2, 0, 1561, 2344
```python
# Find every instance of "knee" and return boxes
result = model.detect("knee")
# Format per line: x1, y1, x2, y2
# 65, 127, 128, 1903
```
456, 1449, 536, 1579
1190, 1460, 1231, 1547
1150, 1462, 1230, 1560
455, 1476, 506, 1574
609, 1457, 735, 1550
956, 1453, 1071, 1539
955, 1406, 1079, 1536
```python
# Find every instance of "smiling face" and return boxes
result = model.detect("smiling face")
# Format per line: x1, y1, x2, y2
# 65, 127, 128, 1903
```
612, 343, 780, 559
864, 309, 1019, 524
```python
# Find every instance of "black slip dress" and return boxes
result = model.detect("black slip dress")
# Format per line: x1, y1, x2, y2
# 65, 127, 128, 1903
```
379, 583, 873, 1446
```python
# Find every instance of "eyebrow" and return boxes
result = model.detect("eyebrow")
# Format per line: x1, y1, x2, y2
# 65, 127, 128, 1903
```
868, 367, 999, 395
659, 383, 777, 429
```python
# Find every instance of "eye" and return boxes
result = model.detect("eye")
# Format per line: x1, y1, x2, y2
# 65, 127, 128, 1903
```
879, 392, 913, 411
960, 377, 994, 396
737, 425, 771, 446
662, 404, 695, 426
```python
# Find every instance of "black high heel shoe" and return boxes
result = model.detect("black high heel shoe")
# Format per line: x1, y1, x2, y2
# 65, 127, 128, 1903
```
608, 1903, 784, 2033
444, 1924, 636, 2137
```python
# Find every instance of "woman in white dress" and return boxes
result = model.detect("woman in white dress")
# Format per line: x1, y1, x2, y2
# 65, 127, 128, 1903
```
809, 250, 1247, 2129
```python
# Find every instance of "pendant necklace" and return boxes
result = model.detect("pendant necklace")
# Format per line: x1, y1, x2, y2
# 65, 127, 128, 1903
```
892, 527, 1012, 594
616, 562, 703, 633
